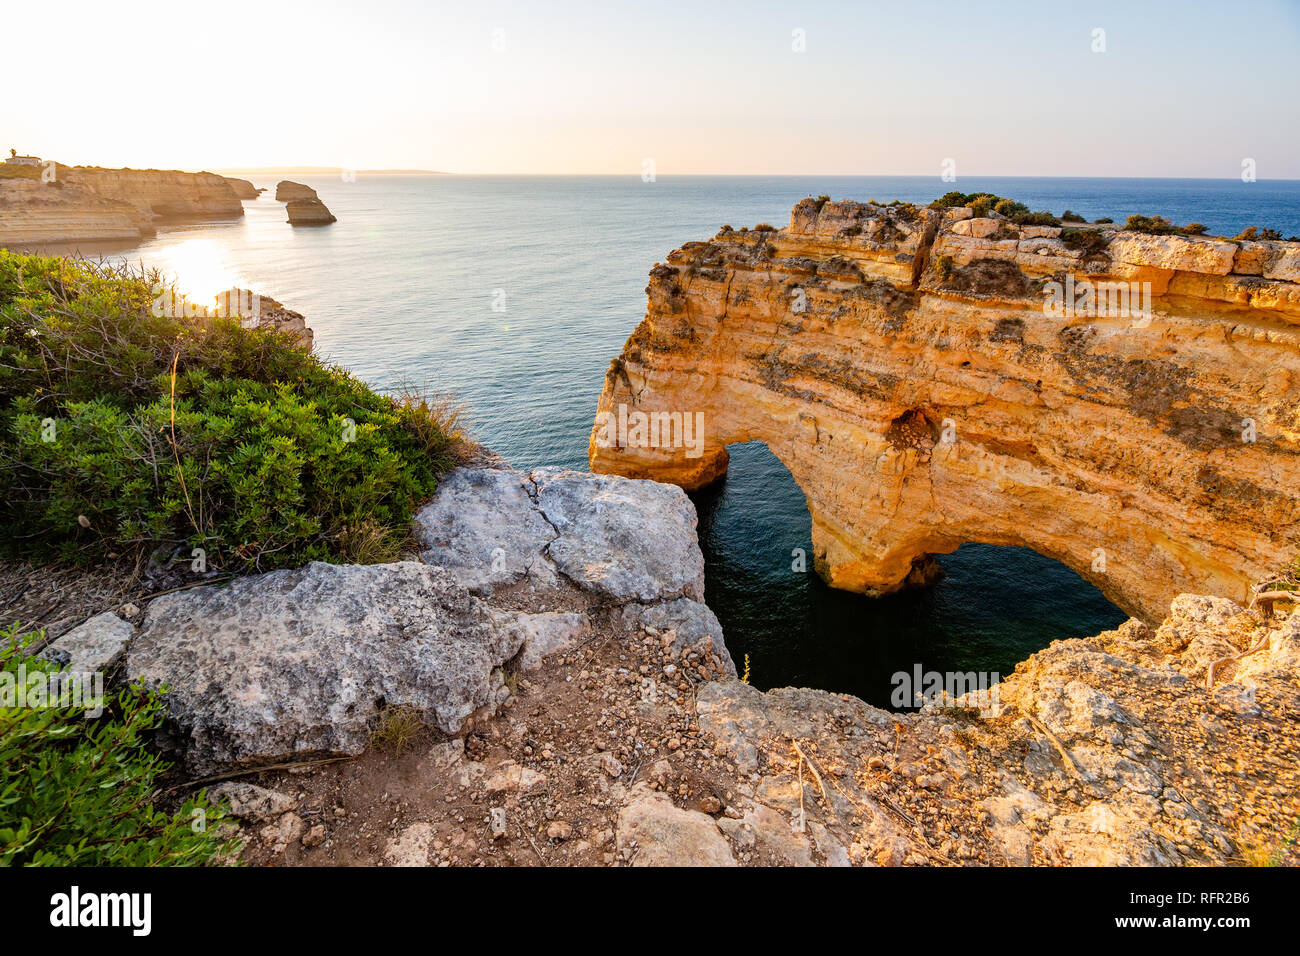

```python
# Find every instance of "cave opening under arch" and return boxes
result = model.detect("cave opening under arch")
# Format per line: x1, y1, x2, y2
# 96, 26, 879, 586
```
689, 440, 1127, 710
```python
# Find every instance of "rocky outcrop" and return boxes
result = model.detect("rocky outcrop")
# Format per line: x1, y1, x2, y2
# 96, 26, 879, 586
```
81, 447, 1295, 865
589, 199, 1300, 621
273, 181, 336, 224
275, 180, 318, 201
127, 561, 525, 774
60, 166, 243, 221
285, 198, 336, 225
413, 467, 711, 607
0, 164, 243, 246
219, 288, 314, 349
118, 465, 728, 774
690, 593, 1300, 866
223, 177, 262, 200
0, 179, 147, 245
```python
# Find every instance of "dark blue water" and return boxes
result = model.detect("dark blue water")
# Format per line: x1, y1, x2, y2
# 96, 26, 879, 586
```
694, 443, 1126, 699
99, 175, 1299, 706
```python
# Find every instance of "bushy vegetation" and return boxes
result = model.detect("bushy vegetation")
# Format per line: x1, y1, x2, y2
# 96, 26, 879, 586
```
930, 191, 1060, 226
1122, 214, 1203, 237
1234, 225, 1283, 241
0, 164, 42, 181
1060, 228, 1111, 258
0, 251, 460, 572
0, 623, 236, 865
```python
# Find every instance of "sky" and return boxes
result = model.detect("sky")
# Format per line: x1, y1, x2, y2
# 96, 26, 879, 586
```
4, 0, 1299, 177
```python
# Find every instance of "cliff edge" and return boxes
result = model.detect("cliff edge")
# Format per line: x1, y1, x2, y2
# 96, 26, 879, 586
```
25, 464, 1296, 866
0, 164, 244, 246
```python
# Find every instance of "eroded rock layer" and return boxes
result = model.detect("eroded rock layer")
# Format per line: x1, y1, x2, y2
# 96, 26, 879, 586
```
0, 164, 244, 245
589, 199, 1300, 620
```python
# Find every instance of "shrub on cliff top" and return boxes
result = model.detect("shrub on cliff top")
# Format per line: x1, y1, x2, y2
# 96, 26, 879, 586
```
0, 622, 237, 866
0, 164, 42, 181
1061, 228, 1111, 258
1123, 214, 1200, 237
0, 250, 459, 571
929, 192, 1059, 226
1234, 226, 1282, 241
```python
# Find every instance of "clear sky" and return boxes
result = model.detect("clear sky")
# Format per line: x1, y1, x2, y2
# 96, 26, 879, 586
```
4, 0, 1298, 177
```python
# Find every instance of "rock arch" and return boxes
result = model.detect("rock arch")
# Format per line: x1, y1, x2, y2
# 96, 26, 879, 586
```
589, 199, 1300, 621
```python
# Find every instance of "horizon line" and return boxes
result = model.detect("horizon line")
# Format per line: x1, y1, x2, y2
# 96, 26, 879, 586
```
204, 170, 1300, 182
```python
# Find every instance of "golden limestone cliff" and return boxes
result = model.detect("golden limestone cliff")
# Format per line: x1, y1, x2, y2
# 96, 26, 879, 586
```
589, 199, 1300, 621
0, 165, 245, 246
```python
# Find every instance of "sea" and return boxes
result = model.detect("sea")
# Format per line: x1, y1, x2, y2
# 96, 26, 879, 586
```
63, 174, 1300, 708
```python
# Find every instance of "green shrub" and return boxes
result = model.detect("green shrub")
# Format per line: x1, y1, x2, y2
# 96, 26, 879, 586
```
929, 192, 1057, 225
1233, 226, 1282, 241
1061, 210, 1085, 222
0, 622, 237, 866
1011, 211, 1060, 226
1095, 217, 1113, 224
1123, 214, 1191, 236
888, 201, 919, 222
0, 164, 42, 181
931, 191, 972, 208
1061, 228, 1111, 258
0, 251, 458, 571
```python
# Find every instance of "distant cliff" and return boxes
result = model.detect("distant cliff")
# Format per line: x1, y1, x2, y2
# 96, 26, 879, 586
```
0, 164, 244, 246
590, 198, 1300, 622
223, 177, 262, 199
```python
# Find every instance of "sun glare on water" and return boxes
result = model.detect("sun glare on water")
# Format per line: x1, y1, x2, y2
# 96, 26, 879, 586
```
155, 239, 245, 305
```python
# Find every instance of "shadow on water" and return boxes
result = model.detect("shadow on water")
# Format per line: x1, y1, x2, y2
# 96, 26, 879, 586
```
689, 442, 1128, 711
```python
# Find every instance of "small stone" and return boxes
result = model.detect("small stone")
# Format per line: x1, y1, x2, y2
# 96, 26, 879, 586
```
260, 812, 304, 853
546, 821, 573, 841
302, 824, 326, 847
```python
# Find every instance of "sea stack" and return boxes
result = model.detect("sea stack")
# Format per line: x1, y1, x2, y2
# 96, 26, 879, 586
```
285, 198, 337, 225
275, 180, 336, 225
275, 180, 318, 201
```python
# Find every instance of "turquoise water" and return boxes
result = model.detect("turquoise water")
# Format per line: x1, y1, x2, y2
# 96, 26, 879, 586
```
87, 175, 1300, 706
